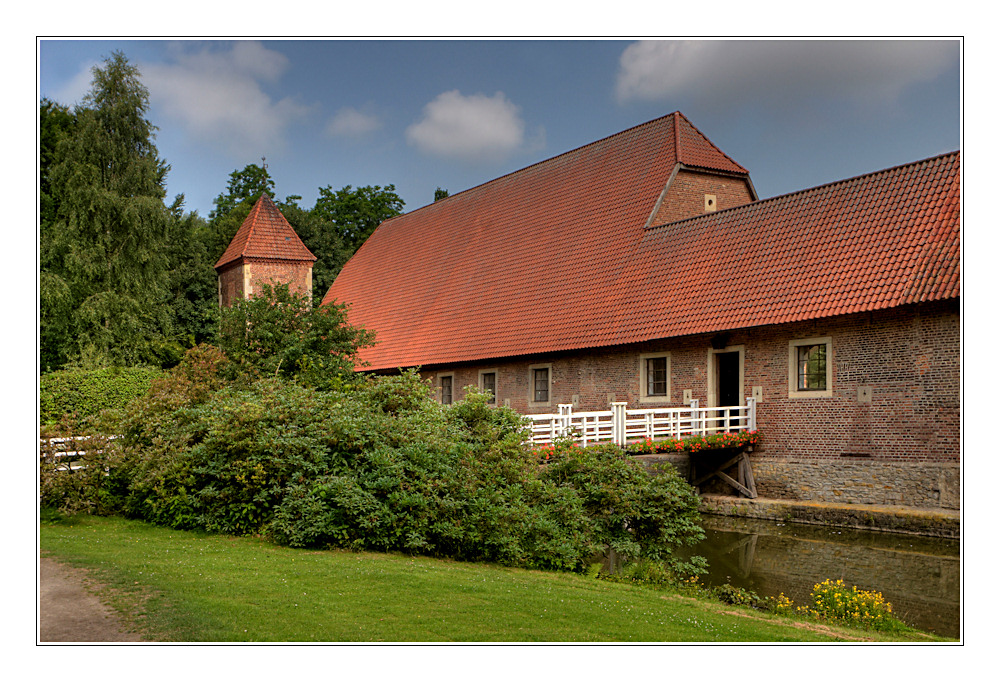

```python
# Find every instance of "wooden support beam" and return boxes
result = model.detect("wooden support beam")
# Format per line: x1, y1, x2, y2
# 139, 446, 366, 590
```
692, 450, 746, 486
741, 452, 758, 498
690, 446, 758, 499
716, 470, 754, 498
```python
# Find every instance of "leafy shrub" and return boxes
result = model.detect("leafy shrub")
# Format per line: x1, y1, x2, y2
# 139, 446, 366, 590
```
98, 370, 707, 574
217, 283, 373, 389
761, 592, 795, 616
538, 439, 707, 576
710, 583, 761, 607
597, 557, 680, 588
39, 428, 122, 514
40, 366, 163, 426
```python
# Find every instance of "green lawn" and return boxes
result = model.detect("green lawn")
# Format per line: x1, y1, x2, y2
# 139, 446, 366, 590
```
39, 515, 946, 643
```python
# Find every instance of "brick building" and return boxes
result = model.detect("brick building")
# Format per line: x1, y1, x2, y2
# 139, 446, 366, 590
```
215, 193, 316, 307
322, 112, 961, 510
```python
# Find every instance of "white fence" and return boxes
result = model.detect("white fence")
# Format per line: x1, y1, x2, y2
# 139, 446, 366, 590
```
39, 435, 115, 472
526, 398, 756, 447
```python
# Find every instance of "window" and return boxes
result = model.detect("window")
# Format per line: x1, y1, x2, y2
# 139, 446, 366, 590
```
479, 370, 497, 404
647, 357, 668, 396
528, 363, 552, 406
533, 368, 549, 403
639, 352, 671, 402
797, 344, 827, 391
440, 375, 453, 405
788, 337, 832, 398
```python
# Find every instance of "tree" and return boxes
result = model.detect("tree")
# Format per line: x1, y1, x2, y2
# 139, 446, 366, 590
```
42, 51, 172, 369
434, 187, 449, 202
209, 163, 275, 222
217, 283, 374, 390
163, 196, 219, 356
312, 184, 404, 254
39, 98, 75, 233
274, 196, 350, 306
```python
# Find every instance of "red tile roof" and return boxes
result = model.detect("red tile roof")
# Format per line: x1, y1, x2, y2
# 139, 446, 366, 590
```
323, 113, 959, 372
214, 193, 316, 271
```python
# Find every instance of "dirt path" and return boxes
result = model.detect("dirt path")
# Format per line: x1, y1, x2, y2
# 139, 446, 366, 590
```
39, 556, 144, 642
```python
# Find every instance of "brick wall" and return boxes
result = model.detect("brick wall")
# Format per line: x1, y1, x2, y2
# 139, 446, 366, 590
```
418, 299, 960, 508
217, 259, 313, 307
217, 263, 245, 308
652, 169, 754, 225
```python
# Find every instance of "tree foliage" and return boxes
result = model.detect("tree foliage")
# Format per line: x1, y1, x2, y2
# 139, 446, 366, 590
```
313, 184, 404, 254
41, 51, 172, 368
217, 283, 375, 389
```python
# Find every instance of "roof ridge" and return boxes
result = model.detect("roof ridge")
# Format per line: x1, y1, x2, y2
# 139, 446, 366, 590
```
646, 150, 960, 232
243, 192, 267, 255
400, 112, 686, 212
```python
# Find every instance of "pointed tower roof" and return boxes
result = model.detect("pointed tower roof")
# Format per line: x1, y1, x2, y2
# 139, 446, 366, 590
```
214, 193, 316, 271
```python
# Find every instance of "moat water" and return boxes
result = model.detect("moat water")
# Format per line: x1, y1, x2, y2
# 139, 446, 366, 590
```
686, 515, 961, 639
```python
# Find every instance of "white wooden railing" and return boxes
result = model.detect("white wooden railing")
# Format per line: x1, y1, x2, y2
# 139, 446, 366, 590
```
526, 398, 756, 447
38, 435, 116, 472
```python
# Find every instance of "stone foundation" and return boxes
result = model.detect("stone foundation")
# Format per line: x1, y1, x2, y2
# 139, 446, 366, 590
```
749, 457, 960, 510
632, 451, 961, 526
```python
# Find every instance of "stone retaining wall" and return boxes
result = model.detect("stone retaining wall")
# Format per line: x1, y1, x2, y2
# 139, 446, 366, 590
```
750, 457, 960, 510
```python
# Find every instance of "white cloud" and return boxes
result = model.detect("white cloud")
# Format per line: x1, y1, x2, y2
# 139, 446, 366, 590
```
45, 63, 93, 107
326, 106, 381, 138
616, 39, 957, 110
141, 41, 312, 155
406, 90, 534, 161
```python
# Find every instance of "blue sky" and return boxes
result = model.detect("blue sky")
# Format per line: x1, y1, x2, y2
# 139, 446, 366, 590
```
38, 38, 960, 218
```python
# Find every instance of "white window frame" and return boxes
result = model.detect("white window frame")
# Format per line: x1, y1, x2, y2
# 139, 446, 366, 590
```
639, 352, 672, 403
528, 363, 553, 408
478, 368, 499, 404
788, 337, 833, 399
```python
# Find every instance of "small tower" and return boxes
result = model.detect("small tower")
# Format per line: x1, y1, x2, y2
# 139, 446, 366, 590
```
214, 193, 317, 307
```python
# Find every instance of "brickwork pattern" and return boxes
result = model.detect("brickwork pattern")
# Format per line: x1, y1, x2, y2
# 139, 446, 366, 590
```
420, 300, 959, 508
652, 169, 754, 225
217, 259, 313, 308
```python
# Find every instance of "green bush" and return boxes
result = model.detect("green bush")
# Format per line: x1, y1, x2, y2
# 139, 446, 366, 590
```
538, 440, 707, 576
98, 369, 707, 574
40, 366, 163, 426
710, 583, 761, 607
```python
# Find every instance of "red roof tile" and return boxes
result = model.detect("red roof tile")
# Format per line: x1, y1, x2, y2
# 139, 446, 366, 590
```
323, 113, 959, 372
214, 193, 316, 270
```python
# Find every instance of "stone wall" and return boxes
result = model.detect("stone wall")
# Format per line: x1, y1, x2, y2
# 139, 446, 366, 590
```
750, 458, 960, 510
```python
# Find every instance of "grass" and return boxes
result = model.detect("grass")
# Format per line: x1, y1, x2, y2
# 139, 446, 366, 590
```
39, 514, 949, 643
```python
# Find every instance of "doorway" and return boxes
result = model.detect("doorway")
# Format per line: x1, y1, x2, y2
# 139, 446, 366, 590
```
715, 351, 741, 431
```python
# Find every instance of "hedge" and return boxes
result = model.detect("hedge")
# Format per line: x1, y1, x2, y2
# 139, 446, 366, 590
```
40, 366, 163, 425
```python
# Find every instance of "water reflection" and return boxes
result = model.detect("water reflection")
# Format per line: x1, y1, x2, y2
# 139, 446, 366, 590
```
685, 515, 960, 639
